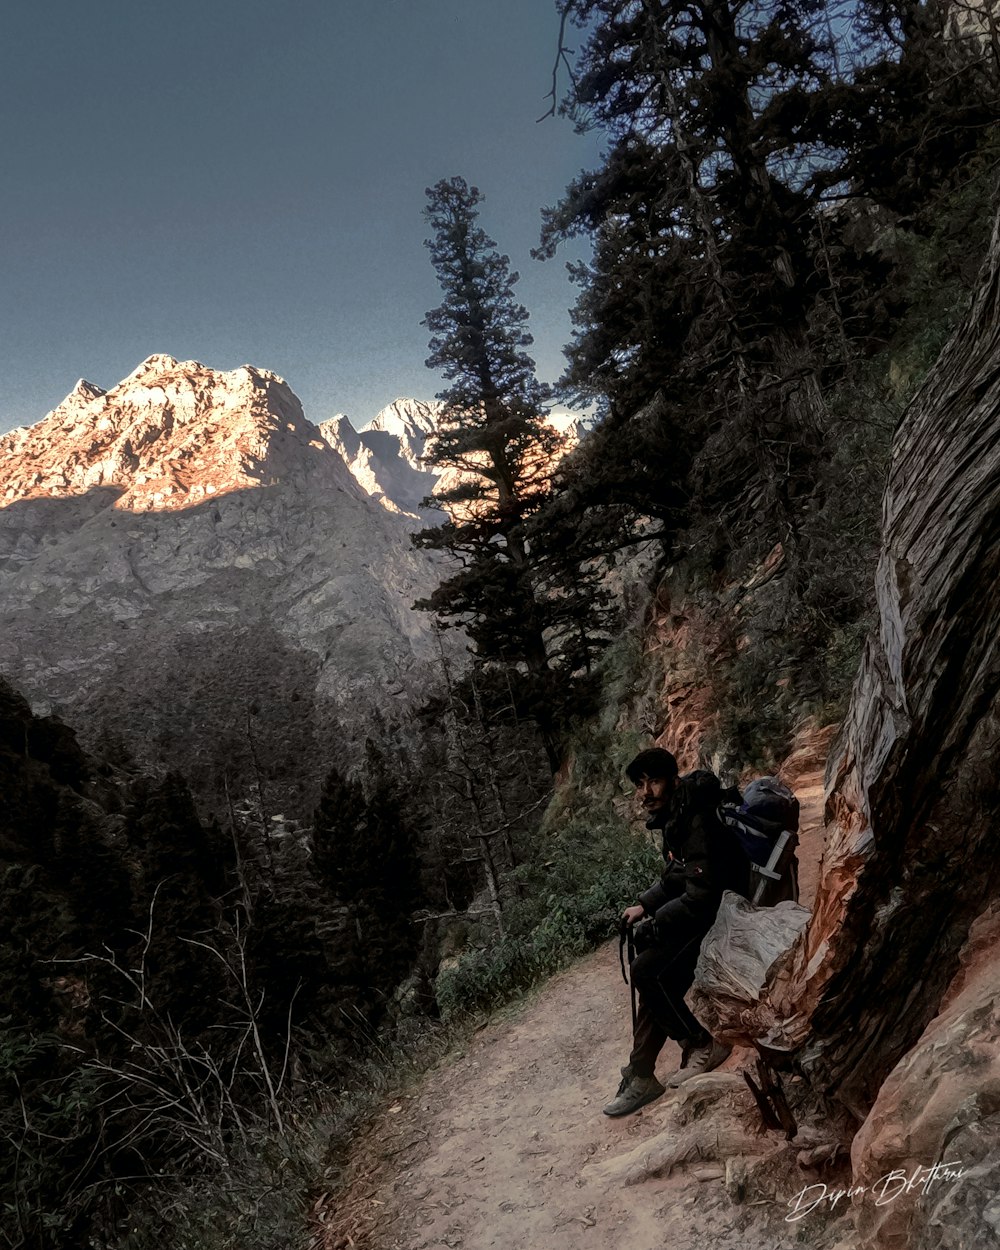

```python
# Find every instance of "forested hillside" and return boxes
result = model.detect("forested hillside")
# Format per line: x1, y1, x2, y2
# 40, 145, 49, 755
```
2, 3, 998, 1248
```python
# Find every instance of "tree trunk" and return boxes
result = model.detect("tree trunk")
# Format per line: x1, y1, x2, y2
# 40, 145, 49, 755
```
476, 832, 505, 938
768, 212, 1000, 1117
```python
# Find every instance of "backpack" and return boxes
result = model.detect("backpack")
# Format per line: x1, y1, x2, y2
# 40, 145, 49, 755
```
676, 769, 754, 901
676, 768, 723, 814
720, 776, 800, 905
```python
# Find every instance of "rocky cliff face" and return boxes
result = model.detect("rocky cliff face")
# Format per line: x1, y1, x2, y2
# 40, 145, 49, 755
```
0, 356, 450, 816
849, 901, 1000, 1250
765, 216, 1000, 1113
726, 217, 1000, 1247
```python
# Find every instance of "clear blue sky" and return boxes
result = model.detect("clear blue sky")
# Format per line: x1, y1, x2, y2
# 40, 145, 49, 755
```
0, 1, 599, 434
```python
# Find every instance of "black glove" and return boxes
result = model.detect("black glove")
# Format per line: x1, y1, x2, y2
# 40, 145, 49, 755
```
631, 916, 658, 952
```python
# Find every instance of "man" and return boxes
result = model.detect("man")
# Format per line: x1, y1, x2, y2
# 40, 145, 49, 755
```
603, 747, 746, 1117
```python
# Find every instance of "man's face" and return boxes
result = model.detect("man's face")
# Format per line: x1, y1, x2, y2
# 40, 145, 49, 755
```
636, 773, 673, 815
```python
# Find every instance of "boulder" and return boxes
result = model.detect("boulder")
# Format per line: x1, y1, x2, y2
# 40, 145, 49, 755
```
688, 891, 811, 1047
849, 902, 1000, 1249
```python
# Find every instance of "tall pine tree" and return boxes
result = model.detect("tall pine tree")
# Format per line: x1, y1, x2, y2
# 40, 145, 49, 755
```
415, 176, 612, 769
537, 1, 855, 562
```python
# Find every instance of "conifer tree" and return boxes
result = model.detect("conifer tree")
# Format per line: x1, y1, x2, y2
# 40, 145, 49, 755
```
310, 764, 368, 901
828, 0, 1000, 216
311, 744, 422, 1006
416, 176, 612, 769
126, 773, 228, 1035
531, 0, 998, 721
537, 1, 853, 561
538, 0, 997, 571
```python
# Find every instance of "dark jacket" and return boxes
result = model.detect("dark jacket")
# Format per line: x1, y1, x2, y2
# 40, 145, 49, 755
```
638, 772, 749, 939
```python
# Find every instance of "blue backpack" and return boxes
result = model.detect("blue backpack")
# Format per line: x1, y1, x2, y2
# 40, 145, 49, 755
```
721, 777, 800, 905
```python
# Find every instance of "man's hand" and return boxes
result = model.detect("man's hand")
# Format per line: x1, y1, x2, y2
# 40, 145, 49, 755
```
631, 916, 656, 951
622, 904, 645, 926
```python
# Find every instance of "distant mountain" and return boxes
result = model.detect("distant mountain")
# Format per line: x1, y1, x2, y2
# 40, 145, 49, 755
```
0, 356, 453, 817
323, 397, 587, 522
320, 398, 443, 520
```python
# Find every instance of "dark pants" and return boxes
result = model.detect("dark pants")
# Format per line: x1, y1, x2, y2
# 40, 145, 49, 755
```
628, 930, 710, 1077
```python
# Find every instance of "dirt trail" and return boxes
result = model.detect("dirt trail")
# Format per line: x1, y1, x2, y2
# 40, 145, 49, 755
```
328, 765, 831, 1250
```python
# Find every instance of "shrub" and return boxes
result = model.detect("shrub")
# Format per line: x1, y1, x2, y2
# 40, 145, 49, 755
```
434, 818, 659, 1020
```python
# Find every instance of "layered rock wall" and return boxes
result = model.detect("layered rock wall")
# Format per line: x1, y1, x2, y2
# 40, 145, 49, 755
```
767, 215, 1000, 1115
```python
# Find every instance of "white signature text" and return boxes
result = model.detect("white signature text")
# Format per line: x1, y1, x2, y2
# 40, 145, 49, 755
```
785, 1160, 967, 1222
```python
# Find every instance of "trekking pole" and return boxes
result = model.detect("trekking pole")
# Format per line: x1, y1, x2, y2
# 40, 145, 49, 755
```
618, 920, 638, 1034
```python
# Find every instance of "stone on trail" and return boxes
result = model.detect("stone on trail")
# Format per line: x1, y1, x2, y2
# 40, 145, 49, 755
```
688, 891, 811, 1048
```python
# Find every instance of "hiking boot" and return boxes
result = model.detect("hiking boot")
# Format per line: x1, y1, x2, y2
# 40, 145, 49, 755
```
667, 1038, 733, 1088
602, 1067, 666, 1117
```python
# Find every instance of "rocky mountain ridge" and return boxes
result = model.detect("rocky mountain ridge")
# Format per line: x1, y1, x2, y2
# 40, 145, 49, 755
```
0, 356, 455, 816
1, 354, 361, 513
